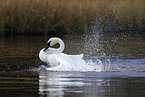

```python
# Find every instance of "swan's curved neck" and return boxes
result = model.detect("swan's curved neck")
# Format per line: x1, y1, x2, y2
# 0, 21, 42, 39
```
43, 38, 65, 54
56, 39, 65, 53
46, 38, 65, 54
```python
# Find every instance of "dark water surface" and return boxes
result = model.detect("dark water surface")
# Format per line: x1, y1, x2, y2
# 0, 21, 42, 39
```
0, 32, 145, 97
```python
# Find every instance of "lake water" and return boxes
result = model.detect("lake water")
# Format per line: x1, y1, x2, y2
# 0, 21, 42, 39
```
0, 31, 145, 97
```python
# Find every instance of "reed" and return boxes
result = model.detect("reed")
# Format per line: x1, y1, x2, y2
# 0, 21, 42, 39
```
0, 0, 144, 36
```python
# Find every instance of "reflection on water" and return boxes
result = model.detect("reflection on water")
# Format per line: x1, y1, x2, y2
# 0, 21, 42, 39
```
39, 71, 85, 96
39, 71, 145, 97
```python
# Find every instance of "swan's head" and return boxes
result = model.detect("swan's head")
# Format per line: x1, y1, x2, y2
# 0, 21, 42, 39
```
43, 37, 65, 52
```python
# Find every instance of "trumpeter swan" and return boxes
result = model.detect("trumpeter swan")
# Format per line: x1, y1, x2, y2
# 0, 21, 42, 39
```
39, 37, 85, 67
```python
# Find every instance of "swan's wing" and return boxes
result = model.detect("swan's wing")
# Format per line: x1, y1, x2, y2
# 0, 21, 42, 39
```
58, 53, 77, 65
68, 54, 83, 62
46, 53, 85, 68
46, 53, 87, 71
47, 53, 77, 66
61, 53, 86, 65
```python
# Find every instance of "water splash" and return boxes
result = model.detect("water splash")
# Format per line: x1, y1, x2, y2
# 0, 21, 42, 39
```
35, 55, 111, 72
34, 54, 145, 73
38, 60, 103, 72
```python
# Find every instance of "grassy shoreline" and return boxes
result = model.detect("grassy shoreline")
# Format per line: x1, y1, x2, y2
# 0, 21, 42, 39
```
0, 0, 144, 36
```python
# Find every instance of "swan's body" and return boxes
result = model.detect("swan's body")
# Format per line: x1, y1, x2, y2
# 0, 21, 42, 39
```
39, 37, 85, 67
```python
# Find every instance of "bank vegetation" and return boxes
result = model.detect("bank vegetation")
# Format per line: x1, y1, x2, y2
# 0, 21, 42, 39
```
0, 0, 144, 36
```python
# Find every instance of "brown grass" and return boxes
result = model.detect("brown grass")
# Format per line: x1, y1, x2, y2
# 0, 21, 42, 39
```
0, 0, 144, 36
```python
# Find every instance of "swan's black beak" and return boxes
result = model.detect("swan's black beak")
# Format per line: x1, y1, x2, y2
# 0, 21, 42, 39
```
43, 41, 51, 51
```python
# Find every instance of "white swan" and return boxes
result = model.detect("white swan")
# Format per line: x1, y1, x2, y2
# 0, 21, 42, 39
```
39, 37, 85, 68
